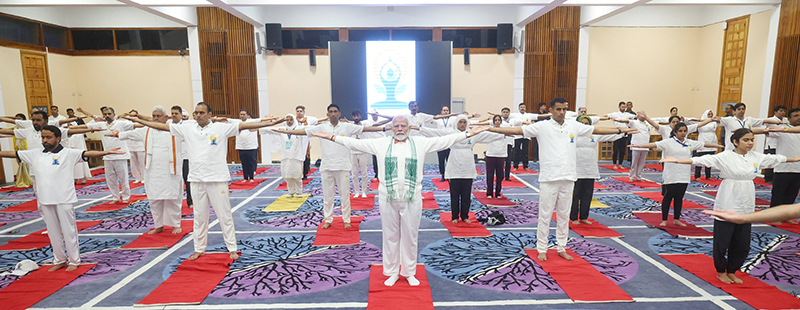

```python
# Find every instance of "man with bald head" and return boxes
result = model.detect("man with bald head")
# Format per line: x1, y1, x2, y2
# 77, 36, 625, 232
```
311, 115, 488, 287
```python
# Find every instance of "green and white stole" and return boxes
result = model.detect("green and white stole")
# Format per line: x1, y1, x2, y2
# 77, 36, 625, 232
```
384, 137, 418, 201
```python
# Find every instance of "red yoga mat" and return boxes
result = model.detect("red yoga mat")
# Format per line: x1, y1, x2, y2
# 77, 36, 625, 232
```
526, 249, 633, 303
228, 178, 268, 190
634, 192, 707, 209
136, 253, 238, 306
422, 192, 438, 210
510, 167, 537, 174
753, 178, 771, 186
121, 220, 193, 250
312, 216, 364, 246
351, 194, 376, 210
645, 164, 663, 171
234, 166, 270, 176
703, 190, 771, 206
767, 222, 800, 234
276, 178, 312, 190
502, 176, 526, 188
181, 200, 192, 216
593, 183, 606, 189
366, 264, 434, 310
84, 195, 148, 212
439, 212, 491, 238
600, 165, 630, 173
633, 212, 712, 238
612, 176, 661, 188
0, 220, 102, 251
102, 181, 143, 191
662, 253, 800, 310
90, 168, 104, 176
432, 178, 450, 190
308, 168, 318, 174
693, 176, 722, 186
0, 263, 97, 310
568, 220, 624, 238
75, 178, 106, 190
0, 185, 32, 193
472, 192, 516, 206
0, 200, 38, 213
369, 179, 380, 190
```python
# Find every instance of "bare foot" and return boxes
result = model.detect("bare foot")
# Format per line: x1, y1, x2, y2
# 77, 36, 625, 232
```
148, 227, 164, 234
172, 227, 182, 234
537, 252, 547, 261
717, 273, 733, 284
580, 219, 592, 224
659, 220, 668, 226
463, 219, 471, 224
188, 204, 193, 209
321, 222, 332, 229
229, 251, 240, 260
572, 220, 580, 225
772, 221, 784, 225
558, 251, 574, 261
452, 220, 458, 224
65, 265, 78, 271
49, 262, 67, 271
188, 252, 205, 260
727, 273, 743, 284
673, 220, 687, 227
344, 223, 352, 229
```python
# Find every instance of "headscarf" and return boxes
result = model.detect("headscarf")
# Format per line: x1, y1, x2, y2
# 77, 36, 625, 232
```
576, 115, 592, 124
454, 114, 469, 132
284, 114, 297, 130
700, 109, 712, 120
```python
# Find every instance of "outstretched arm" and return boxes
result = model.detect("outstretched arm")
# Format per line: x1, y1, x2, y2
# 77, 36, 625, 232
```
124, 116, 170, 131
0, 116, 17, 124
433, 113, 458, 120
704, 142, 724, 149
593, 126, 637, 135
487, 126, 523, 136
0, 151, 18, 158
763, 118, 784, 125
769, 126, 800, 133
0, 128, 14, 135
67, 127, 101, 135
273, 128, 308, 135
85, 147, 125, 158
703, 203, 800, 224
629, 142, 657, 149
238, 118, 285, 131
695, 117, 715, 128
660, 157, 694, 164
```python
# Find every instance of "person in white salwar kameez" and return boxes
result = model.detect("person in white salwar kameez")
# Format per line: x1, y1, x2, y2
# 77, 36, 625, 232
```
117, 106, 184, 234
662, 128, 800, 284
260, 114, 309, 197
311, 116, 488, 287
85, 107, 135, 204
572, 115, 626, 224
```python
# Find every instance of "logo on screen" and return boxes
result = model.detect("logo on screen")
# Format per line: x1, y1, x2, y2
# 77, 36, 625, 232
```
366, 42, 416, 114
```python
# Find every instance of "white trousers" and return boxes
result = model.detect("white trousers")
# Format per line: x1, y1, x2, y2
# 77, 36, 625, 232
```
285, 178, 303, 196
130, 151, 145, 182
191, 182, 237, 252
39, 203, 80, 266
321, 170, 351, 224
629, 150, 648, 179
105, 159, 130, 200
150, 199, 182, 228
537, 180, 574, 253
379, 199, 422, 277
351, 153, 371, 195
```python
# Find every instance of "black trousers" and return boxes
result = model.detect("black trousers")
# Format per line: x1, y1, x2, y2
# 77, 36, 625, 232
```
437, 149, 450, 178
485, 156, 505, 197
694, 151, 715, 179
763, 148, 776, 182
626, 135, 633, 164
662, 183, 688, 220
713, 220, 751, 274
532, 138, 540, 161
570, 178, 595, 221
513, 138, 529, 169
182, 159, 192, 206
612, 137, 627, 164
372, 155, 378, 181
770, 173, 800, 207
504, 145, 512, 180
238, 149, 258, 180
303, 156, 311, 179
449, 179, 473, 221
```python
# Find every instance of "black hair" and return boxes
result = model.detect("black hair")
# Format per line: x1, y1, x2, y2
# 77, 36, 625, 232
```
408, 101, 417, 107
774, 105, 787, 112
518, 102, 526, 107
196, 102, 211, 113
352, 109, 362, 117
51, 105, 58, 110
501, 107, 511, 112
171, 105, 183, 112
66, 108, 74, 112
668, 115, 682, 123
327, 103, 340, 112
670, 106, 678, 113
551, 97, 567, 107
32, 110, 48, 120
41, 125, 61, 138
15, 113, 26, 120
788, 108, 800, 118
295, 105, 305, 111
239, 109, 251, 117
538, 102, 547, 108
730, 128, 753, 148
618, 101, 626, 107
734, 102, 746, 111
670, 122, 688, 138
101, 106, 115, 114
492, 114, 502, 123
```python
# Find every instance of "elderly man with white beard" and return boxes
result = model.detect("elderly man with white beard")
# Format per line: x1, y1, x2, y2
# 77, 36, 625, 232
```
310, 116, 488, 287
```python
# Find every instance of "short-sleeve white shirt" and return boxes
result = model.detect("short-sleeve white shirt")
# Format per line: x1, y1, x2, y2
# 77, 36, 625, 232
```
655, 138, 705, 184
88, 119, 134, 160
169, 121, 240, 182
521, 119, 594, 182
18, 147, 85, 204
305, 122, 364, 171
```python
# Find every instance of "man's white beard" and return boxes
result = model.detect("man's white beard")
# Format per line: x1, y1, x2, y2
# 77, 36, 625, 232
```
393, 132, 407, 141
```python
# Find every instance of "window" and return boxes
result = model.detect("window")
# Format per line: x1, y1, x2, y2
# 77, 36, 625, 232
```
281, 29, 339, 49
116, 29, 188, 50
391, 29, 432, 41
0, 14, 40, 45
43, 25, 68, 49
348, 29, 390, 41
442, 29, 497, 48
72, 30, 114, 50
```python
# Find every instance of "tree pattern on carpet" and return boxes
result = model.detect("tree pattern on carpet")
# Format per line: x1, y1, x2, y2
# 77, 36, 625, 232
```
475, 199, 539, 226
422, 198, 485, 222
591, 194, 659, 219
0, 202, 40, 223
241, 198, 379, 228
76, 200, 152, 221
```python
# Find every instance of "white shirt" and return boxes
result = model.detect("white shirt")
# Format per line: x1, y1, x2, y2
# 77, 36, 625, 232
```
501, 116, 523, 141
692, 151, 786, 215
656, 123, 698, 138
576, 133, 626, 179
628, 119, 652, 151
305, 122, 364, 171
87, 119, 134, 161
485, 131, 510, 158
119, 127, 184, 199
420, 127, 502, 179
521, 119, 594, 182
765, 116, 788, 149
295, 115, 319, 127
771, 128, 800, 173
169, 119, 194, 159
511, 112, 539, 124
230, 118, 260, 150
14, 127, 43, 150
608, 111, 630, 128
125, 127, 146, 152
434, 116, 457, 129
360, 119, 386, 139
18, 146, 85, 205
692, 120, 718, 152
260, 127, 309, 161
404, 113, 434, 136
48, 115, 67, 127
169, 121, 240, 182
719, 116, 765, 150
655, 138, 705, 184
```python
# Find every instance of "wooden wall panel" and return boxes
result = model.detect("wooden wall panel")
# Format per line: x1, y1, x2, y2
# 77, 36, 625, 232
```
769, 0, 800, 112
716, 16, 750, 116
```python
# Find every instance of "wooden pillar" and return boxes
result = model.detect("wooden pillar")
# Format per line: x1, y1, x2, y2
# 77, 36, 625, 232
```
769, 0, 800, 111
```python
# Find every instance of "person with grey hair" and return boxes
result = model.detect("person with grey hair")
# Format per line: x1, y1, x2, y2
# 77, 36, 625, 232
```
83, 106, 136, 204
310, 115, 488, 287
113, 105, 185, 234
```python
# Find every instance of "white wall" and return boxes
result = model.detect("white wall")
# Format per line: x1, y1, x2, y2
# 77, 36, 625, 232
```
593, 5, 776, 27
0, 6, 187, 28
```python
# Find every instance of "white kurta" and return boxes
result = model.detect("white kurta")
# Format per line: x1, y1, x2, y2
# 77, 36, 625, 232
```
692, 150, 786, 215
260, 127, 309, 179
420, 127, 502, 179
119, 128, 184, 200
719, 116, 765, 150
655, 138, 705, 184
87, 118, 134, 160
521, 119, 594, 182
576, 133, 625, 179
693, 121, 718, 152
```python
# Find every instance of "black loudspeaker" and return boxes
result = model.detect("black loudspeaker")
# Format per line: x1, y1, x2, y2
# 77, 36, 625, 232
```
464, 48, 470, 65
497, 23, 513, 53
309, 49, 316, 66
265, 23, 283, 53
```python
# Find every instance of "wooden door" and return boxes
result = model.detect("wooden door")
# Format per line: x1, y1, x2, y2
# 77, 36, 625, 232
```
20, 51, 52, 113
716, 16, 750, 116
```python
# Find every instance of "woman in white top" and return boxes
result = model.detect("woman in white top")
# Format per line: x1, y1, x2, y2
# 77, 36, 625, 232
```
632, 123, 722, 226
421, 115, 503, 223
662, 128, 800, 284
485, 115, 510, 198
261, 115, 309, 198
572, 115, 626, 224
687, 109, 719, 180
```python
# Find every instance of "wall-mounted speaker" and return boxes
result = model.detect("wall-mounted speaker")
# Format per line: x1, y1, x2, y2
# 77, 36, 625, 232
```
265, 23, 283, 55
497, 23, 513, 53
309, 49, 316, 66
464, 48, 470, 65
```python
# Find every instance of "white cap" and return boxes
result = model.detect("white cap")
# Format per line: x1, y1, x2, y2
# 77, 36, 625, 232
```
182, 109, 189, 116
6, 259, 39, 276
